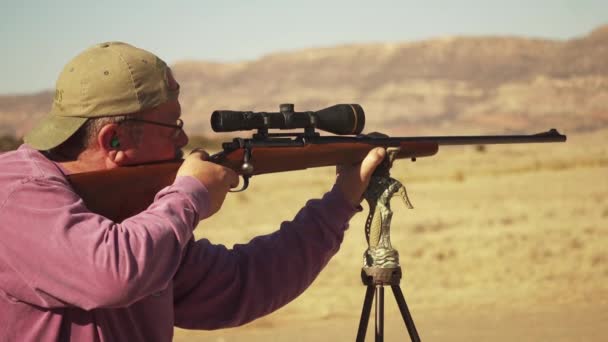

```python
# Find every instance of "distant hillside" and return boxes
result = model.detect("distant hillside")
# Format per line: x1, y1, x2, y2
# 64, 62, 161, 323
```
2, 24, 607, 139
0, 91, 53, 137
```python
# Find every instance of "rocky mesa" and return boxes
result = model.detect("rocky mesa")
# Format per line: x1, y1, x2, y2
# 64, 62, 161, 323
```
1, 24, 607, 139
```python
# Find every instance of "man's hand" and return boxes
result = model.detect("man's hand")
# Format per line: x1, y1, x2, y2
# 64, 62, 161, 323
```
335, 147, 386, 207
177, 149, 239, 217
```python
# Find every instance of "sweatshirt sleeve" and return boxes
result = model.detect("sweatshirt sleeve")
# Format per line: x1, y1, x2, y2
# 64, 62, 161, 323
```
0, 175, 209, 310
172, 186, 360, 329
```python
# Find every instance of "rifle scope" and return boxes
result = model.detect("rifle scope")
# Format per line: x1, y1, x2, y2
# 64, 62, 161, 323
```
211, 104, 365, 135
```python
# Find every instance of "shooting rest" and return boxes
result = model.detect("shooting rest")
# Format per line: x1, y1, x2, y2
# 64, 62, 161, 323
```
356, 148, 421, 342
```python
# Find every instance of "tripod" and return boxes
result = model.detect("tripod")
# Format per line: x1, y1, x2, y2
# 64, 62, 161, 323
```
356, 147, 421, 341
356, 266, 421, 342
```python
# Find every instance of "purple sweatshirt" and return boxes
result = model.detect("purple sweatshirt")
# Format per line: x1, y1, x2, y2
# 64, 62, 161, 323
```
0, 145, 358, 341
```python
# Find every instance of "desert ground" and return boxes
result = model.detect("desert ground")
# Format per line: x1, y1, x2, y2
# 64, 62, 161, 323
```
174, 128, 607, 341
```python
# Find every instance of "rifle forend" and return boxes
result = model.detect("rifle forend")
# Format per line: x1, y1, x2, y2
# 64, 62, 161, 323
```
66, 104, 567, 221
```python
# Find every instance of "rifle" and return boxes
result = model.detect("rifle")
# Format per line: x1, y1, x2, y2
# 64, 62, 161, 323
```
67, 104, 567, 222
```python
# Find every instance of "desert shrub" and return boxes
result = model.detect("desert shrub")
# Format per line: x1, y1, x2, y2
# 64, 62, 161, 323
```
475, 144, 487, 153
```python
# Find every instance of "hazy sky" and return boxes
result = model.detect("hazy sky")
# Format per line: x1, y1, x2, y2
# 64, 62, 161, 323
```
1, 0, 606, 94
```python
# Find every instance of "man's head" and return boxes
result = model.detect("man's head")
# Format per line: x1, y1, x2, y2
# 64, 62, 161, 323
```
25, 42, 187, 167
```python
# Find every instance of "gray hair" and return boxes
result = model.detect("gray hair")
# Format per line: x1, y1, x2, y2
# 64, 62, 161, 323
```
46, 115, 143, 161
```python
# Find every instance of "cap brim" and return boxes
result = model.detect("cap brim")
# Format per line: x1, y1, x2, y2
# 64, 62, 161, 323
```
24, 115, 88, 151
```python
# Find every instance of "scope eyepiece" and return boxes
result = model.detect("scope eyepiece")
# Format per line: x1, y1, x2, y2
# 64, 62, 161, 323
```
211, 104, 365, 135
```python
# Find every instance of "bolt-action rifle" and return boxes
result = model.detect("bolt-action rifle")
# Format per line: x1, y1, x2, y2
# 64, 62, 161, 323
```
67, 104, 566, 222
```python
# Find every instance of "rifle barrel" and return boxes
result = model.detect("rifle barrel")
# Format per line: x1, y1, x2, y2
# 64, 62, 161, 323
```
408, 129, 567, 146
296, 129, 567, 147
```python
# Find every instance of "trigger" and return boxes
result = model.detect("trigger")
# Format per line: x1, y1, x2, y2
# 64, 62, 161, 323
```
229, 175, 250, 192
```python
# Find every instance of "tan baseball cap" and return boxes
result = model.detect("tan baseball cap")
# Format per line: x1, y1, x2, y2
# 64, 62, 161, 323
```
24, 41, 179, 150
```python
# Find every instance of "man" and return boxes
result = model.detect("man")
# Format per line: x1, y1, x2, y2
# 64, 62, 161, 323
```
0, 42, 385, 341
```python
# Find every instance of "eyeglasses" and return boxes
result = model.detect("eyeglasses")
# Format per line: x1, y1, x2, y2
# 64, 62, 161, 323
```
124, 118, 184, 139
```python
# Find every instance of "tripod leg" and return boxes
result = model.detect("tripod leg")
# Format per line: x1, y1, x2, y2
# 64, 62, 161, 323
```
356, 285, 375, 342
391, 285, 421, 342
375, 285, 384, 342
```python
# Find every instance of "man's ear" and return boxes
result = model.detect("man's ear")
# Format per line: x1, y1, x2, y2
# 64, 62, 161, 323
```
97, 124, 125, 165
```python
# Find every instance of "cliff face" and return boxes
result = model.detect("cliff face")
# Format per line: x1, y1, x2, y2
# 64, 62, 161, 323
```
2, 25, 607, 138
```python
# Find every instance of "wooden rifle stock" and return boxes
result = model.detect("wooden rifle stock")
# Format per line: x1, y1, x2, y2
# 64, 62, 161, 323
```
68, 161, 183, 222
66, 129, 566, 222
212, 141, 438, 175
67, 141, 438, 221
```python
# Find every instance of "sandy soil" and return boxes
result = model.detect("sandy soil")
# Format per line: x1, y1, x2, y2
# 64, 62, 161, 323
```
176, 303, 607, 341
174, 129, 607, 341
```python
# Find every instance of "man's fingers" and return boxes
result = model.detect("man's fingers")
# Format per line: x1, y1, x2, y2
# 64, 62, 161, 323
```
333, 147, 387, 207
227, 171, 240, 189
186, 148, 238, 189
360, 147, 386, 181
189, 148, 210, 160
